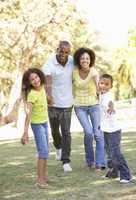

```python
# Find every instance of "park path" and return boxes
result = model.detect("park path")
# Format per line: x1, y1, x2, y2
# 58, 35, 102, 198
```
0, 107, 136, 141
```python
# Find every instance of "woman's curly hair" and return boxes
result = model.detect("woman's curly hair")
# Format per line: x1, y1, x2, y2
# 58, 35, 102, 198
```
73, 47, 95, 69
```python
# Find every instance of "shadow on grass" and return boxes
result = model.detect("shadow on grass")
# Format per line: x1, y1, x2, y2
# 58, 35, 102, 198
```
0, 132, 136, 200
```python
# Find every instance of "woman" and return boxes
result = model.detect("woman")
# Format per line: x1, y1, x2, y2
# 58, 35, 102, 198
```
73, 47, 105, 171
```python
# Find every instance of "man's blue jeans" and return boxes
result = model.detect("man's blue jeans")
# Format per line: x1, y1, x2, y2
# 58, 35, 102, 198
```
74, 104, 105, 167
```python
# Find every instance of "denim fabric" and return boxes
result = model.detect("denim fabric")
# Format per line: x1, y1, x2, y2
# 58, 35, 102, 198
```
104, 130, 132, 180
48, 107, 72, 164
31, 122, 49, 159
74, 104, 105, 167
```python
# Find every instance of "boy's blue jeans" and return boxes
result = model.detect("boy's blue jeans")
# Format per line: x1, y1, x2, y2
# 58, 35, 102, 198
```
104, 130, 132, 180
74, 104, 105, 167
31, 122, 49, 159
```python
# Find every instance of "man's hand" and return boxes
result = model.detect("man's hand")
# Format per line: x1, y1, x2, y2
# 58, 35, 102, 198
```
47, 95, 53, 106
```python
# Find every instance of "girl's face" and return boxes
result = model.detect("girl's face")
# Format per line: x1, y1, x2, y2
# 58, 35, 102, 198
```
29, 73, 41, 90
98, 78, 112, 94
79, 53, 90, 70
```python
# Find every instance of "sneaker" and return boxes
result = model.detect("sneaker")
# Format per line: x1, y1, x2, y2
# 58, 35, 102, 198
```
56, 149, 62, 161
63, 163, 72, 172
120, 179, 132, 183
101, 166, 106, 170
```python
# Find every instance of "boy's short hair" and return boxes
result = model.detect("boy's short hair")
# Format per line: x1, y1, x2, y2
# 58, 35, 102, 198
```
100, 74, 113, 85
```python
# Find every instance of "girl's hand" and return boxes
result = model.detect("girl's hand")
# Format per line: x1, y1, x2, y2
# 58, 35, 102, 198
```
21, 132, 29, 145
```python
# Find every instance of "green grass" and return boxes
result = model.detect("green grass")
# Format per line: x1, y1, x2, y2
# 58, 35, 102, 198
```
0, 131, 136, 200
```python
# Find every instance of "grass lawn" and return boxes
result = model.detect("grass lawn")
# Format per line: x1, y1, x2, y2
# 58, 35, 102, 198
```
0, 131, 136, 200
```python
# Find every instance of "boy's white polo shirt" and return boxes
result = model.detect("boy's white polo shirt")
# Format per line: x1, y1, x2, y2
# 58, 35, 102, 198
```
42, 55, 74, 108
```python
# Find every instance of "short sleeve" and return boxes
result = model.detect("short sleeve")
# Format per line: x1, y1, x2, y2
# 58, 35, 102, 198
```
42, 62, 52, 75
91, 67, 98, 77
27, 91, 37, 104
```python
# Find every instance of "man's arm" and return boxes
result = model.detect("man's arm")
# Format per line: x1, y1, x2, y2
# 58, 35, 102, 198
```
45, 75, 53, 106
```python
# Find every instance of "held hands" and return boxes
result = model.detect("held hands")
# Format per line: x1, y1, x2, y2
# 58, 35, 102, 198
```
107, 101, 115, 115
21, 132, 29, 145
47, 95, 53, 106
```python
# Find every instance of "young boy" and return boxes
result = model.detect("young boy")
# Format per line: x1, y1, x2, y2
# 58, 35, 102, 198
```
99, 74, 132, 183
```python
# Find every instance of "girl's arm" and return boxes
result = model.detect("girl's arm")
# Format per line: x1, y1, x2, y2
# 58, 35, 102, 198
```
21, 102, 32, 145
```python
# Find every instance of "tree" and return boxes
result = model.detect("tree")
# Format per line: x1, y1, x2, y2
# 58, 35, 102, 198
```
0, 0, 93, 125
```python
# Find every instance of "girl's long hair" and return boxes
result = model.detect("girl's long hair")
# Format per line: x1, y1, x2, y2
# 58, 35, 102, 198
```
22, 68, 46, 100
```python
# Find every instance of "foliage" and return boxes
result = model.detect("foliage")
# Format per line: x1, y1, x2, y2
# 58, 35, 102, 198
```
0, 0, 90, 104
128, 26, 136, 47
112, 46, 136, 99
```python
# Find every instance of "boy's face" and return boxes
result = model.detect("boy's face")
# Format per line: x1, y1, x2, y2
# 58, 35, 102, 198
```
98, 78, 112, 94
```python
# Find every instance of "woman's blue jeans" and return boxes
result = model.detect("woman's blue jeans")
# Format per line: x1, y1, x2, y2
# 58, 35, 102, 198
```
74, 105, 105, 167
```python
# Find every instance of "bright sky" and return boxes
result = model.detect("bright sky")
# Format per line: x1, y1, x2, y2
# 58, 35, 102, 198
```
78, 0, 136, 48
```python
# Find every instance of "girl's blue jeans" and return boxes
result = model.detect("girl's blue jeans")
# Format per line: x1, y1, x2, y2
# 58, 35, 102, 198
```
31, 122, 49, 159
74, 104, 105, 167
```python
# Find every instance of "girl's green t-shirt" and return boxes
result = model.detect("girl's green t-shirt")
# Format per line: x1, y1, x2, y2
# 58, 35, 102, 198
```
27, 86, 48, 123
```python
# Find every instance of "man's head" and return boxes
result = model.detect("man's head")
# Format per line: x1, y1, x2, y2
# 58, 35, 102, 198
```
99, 74, 113, 94
56, 41, 71, 66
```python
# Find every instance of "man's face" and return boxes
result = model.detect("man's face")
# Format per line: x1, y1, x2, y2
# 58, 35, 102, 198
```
57, 45, 71, 65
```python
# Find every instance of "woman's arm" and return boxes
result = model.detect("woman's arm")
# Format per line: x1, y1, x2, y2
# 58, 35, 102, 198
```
93, 74, 99, 97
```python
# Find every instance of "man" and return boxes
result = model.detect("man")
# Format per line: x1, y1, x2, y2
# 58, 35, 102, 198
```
42, 41, 73, 172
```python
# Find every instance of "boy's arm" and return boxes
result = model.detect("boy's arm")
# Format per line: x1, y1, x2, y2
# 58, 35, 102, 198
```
45, 75, 53, 105
93, 74, 99, 97
107, 101, 115, 114
21, 102, 32, 145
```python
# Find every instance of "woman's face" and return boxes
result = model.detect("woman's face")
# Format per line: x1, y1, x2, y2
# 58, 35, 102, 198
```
29, 73, 41, 90
79, 52, 90, 70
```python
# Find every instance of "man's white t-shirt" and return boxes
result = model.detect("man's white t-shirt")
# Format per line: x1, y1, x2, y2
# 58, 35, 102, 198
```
99, 91, 120, 132
42, 54, 74, 108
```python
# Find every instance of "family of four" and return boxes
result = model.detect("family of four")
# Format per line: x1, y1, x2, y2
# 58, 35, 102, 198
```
21, 41, 132, 188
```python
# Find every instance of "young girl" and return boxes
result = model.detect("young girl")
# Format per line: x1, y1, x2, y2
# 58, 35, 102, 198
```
21, 68, 49, 188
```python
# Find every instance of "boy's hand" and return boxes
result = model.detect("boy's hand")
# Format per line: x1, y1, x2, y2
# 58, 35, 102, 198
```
21, 132, 29, 145
107, 101, 115, 115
